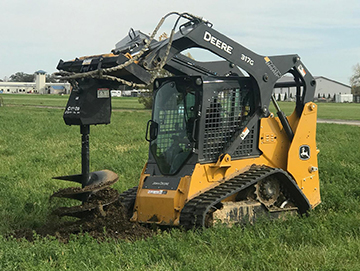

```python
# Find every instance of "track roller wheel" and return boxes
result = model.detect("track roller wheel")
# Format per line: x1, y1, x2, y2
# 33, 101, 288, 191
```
254, 176, 281, 207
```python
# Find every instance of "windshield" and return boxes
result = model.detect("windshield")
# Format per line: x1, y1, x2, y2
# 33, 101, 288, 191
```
150, 81, 197, 175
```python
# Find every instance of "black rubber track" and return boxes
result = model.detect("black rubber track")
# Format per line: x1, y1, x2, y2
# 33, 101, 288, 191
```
118, 186, 138, 218
179, 165, 310, 229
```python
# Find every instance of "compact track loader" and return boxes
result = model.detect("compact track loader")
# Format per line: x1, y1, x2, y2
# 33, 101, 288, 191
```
51, 12, 320, 228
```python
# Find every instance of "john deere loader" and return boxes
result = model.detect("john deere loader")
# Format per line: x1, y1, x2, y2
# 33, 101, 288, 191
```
51, 12, 320, 228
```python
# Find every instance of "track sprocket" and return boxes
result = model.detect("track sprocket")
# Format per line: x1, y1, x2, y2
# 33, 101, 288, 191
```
254, 177, 280, 207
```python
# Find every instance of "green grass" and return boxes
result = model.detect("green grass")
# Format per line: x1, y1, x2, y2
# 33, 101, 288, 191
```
1, 103, 360, 270
2, 93, 360, 119
270, 102, 360, 120
0, 94, 145, 110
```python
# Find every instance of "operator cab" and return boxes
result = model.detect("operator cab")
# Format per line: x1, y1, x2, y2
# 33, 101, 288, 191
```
146, 75, 261, 177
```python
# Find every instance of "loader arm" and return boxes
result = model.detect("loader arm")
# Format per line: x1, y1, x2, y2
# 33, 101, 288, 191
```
137, 20, 315, 115
57, 14, 315, 114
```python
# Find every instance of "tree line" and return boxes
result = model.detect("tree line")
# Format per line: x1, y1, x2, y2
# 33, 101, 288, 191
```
0, 72, 63, 83
350, 63, 360, 95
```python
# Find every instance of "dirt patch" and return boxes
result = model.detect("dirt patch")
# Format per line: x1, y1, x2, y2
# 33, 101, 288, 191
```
8, 188, 154, 243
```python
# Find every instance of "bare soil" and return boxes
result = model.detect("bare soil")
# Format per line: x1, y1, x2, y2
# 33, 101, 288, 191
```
8, 188, 154, 243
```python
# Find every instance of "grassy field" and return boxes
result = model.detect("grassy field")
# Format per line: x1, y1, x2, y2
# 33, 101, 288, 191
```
269, 101, 360, 120
0, 98, 360, 270
0, 94, 145, 110
2, 93, 360, 120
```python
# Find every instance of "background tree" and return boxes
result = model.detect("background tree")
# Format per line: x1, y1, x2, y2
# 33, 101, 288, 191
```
138, 32, 174, 109
138, 68, 173, 109
137, 33, 197, 109
9, 72, 35, 82
46, 73, 64, 83
350, 63, 360, 95
8, 72, 65, 83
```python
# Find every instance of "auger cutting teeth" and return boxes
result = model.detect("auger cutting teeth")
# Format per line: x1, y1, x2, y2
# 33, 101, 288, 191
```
51, 170, 119, 218
53, 169, 118, 186
52, 169, 118, 195
52, 187, 120, 218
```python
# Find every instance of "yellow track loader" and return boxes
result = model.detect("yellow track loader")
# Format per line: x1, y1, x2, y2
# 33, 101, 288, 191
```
51, 12, 320, 228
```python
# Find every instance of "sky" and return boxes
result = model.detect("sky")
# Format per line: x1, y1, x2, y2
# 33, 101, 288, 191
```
1, 0, 359, 85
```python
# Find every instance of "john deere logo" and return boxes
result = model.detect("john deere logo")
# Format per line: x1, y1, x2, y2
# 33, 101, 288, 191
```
299, 145, 310, 160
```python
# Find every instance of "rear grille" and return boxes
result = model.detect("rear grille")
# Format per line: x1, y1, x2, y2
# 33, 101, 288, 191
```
202, 88, 258, 161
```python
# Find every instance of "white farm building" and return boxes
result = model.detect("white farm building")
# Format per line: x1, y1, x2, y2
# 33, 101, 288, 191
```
0, 70, 70, 95
1, 71, 353, 103
273, 76, 352, 102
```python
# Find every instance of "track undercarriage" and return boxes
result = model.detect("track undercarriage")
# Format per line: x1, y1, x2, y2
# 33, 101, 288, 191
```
118, 165, 306, 228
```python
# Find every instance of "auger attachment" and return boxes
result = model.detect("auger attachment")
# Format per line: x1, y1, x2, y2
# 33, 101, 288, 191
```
51, 125, 119, 218
51, 78, 119, 218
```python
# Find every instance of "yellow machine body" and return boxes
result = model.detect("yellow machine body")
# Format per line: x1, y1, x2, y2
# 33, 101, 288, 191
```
131, 102, 320, 225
